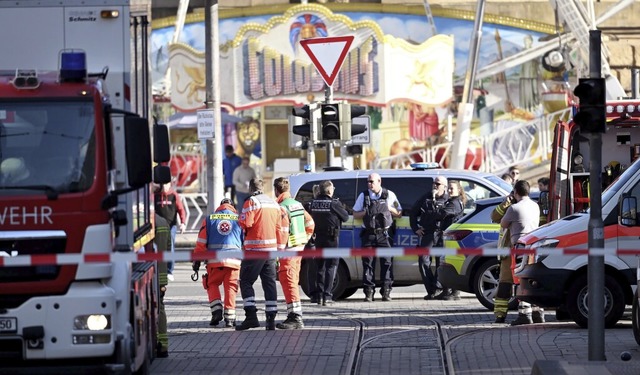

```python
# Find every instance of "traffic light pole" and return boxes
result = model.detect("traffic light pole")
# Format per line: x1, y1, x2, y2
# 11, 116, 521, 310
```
204, 0, 223, 215
587, 29, 605, 362
324, 84, 336, 168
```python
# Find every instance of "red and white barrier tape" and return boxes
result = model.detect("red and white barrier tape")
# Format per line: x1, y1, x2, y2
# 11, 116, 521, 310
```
1, 247, 639, 267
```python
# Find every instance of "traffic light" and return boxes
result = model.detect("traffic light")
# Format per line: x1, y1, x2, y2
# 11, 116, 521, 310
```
291, 105, 312, 137
339, 103, 367, 141
320, 103, 341, 140
573, 78, 606, 133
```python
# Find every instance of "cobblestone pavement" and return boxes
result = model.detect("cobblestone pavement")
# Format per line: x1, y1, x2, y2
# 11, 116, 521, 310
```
151, 263, 640, 375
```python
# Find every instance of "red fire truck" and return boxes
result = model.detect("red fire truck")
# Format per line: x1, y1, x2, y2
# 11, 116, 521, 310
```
0, 0, 170, 373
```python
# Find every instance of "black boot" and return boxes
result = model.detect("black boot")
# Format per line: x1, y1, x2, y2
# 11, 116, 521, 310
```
236, 307, 260, 331
363, 288, 374, 302
532, 309, 545, 323
209, 310, 223, 326
381, 289, 392, 302
276, 313, 304, 329
435, 289, 453, 300
440, 289, 461, 301
510, 313, 533, 326
265, 312, 276, 331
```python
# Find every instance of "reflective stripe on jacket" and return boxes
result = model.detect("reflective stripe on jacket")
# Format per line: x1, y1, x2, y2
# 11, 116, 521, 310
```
240, 193, 285, 251
193, 203, 242, 268
276, 192, 315, 251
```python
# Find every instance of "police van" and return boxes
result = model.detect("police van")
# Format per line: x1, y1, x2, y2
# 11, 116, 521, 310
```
289, 164, 512, 299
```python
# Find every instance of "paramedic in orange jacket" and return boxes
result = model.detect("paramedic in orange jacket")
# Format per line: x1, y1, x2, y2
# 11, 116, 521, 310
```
191, 198, 242, 328
273, 177, 315, 330
236, 178, 287, 331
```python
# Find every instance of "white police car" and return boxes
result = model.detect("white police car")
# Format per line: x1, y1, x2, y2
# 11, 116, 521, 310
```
290, 164, 512, 299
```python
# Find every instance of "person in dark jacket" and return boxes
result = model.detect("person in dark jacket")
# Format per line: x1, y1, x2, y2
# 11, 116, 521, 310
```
434, 180, 466, 300
306, 180, 349, 305
410, 176, 449, 300
223, 145, 242, 204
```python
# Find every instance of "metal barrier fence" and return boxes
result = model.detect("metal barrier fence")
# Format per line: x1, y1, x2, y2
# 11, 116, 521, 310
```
0, 247, 636, 266
373, 108, 572, 172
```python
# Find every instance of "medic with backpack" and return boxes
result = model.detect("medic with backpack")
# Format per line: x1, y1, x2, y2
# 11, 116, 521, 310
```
352, 173, 402, 302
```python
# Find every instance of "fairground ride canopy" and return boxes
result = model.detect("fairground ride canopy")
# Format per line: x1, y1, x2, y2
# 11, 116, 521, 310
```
164, 4, 454, 111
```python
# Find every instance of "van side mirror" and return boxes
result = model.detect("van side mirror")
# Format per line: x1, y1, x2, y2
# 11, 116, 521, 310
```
153, 123, 171, 163
620, 196, 637, 226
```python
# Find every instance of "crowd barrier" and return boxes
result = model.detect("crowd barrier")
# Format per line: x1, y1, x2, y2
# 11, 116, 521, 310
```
1, 247, 638, 267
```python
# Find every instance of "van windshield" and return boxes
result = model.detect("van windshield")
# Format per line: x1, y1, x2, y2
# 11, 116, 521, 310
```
601, 157, 640, 206
0, 99, 95, 194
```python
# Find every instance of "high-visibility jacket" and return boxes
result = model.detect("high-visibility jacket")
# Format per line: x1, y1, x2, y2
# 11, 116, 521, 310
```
491, 195, 514, 248
193, 203, 242, 269
276, 192, 315, 251
240, 192, 286, 251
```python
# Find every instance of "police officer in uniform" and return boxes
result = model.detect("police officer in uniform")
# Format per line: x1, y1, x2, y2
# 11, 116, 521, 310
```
307, 180, 349, 305
410, 176, 448, 300
353, 173, 402, 302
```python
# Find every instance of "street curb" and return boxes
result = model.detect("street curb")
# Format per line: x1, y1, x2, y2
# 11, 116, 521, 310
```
531, 360, 613, 375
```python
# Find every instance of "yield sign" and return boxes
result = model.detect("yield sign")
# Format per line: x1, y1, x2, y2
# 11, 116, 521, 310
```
300, 36, 354, 87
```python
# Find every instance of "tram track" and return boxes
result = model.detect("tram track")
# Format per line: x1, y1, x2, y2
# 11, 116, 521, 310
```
321, 309, 451, 375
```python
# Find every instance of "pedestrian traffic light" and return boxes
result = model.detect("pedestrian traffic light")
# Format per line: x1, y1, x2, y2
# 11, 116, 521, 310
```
320, 103, 340, 140
573, 78, 606, 133
291, 104, 312, 137
338, 103, 367, 141
349, 105, 367, 137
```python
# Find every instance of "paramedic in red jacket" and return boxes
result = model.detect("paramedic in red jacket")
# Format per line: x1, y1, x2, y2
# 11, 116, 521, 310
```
235, 178, 287, 331
191, 198, 242, 328
273, 177, 315, 330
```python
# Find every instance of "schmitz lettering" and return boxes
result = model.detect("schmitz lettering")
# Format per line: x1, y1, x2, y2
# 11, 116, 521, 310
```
0, 206, 53, 225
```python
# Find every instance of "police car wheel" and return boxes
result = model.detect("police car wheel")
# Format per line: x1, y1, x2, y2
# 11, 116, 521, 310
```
331, 263, 349, 300
473, 259, 518, 311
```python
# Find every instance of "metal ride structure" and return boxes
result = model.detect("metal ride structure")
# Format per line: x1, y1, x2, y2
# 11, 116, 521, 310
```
444, 0, 632, 173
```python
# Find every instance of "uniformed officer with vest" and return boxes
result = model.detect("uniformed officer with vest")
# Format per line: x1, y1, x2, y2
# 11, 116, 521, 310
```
273, 177, 314, 329
410, 176, 448, 300
306, 180, 349, 305
353, 173, 402, 302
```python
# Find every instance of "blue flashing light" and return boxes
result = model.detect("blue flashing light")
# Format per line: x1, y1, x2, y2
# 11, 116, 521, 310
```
60, 50, 87, 81
411, 162, 440, 170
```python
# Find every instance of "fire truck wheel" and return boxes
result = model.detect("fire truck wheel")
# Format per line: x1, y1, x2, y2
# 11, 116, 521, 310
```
133, 348, 151, 375
566, 273, 625, 328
